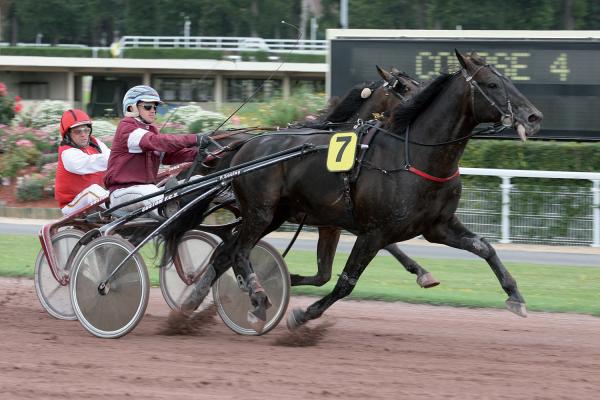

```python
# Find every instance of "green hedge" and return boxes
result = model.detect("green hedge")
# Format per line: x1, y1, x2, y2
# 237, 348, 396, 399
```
462, 140, 600, 171
0, 46, 93, 57
122, 47, 223, 59
0, 46, 326, 63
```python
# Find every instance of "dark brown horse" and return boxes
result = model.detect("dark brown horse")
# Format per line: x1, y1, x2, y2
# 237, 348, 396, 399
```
194, 66, 440, 291
174, 50, 542, 332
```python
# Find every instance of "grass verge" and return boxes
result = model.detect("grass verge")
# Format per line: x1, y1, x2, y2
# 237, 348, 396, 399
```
2, 234, 599, 316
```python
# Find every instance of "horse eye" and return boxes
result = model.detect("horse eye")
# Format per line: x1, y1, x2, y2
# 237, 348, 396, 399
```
487, 83, 498, 89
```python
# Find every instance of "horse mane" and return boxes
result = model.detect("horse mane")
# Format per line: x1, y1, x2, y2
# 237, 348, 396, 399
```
321, 80, 382, 123
389, 73, 454, 130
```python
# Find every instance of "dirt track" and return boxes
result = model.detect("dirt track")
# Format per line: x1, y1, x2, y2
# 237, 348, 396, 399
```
1, 277, 600, 399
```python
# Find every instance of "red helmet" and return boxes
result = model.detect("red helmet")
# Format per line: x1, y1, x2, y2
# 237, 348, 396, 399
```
59, 109, 92, 138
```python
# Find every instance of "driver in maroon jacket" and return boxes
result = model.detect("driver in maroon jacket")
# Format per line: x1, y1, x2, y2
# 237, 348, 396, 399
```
104, 85, 207, 212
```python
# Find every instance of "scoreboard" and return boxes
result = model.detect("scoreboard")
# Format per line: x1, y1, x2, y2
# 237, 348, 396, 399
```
328, 30, 600, 140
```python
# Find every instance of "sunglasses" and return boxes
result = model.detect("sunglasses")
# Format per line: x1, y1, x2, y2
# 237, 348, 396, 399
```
70, 126, 91, 135
139, 103, 158, 111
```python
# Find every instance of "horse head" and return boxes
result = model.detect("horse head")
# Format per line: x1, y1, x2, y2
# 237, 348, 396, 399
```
376, 65, 421, 100
455, 49, 543, 140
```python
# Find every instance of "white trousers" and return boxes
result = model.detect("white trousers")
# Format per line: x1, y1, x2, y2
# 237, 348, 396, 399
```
61, 184, 109, 216
109, 176, 231, 214
109, 184, 163, 212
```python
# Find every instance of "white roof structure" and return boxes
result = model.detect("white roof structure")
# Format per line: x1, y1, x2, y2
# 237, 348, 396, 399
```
0, 55, 326, 74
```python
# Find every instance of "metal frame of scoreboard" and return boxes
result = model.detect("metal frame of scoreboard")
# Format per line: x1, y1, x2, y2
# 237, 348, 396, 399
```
327, 30, 600, 141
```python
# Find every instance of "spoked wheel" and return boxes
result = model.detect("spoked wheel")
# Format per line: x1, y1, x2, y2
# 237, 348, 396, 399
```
213, 240, 290, 335
70, 236, 149, 339
34, 229, 84, 320
159, 231, 218, 312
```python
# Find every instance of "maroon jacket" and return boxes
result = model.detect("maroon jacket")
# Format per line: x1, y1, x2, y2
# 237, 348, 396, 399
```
104, 117, 197, 192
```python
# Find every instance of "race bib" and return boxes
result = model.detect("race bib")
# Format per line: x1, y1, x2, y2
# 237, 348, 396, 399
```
326, 132, 358, 172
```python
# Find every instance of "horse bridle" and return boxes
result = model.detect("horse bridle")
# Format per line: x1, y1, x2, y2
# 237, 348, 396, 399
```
461, 65, 515, 129
382, 72, 421, 102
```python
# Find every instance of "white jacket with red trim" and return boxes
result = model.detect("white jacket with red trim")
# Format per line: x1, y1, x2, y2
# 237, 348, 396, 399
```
55, 137, 110, 208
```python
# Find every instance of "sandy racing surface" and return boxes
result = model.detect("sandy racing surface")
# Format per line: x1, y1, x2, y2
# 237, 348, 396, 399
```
1, 277, 600, 399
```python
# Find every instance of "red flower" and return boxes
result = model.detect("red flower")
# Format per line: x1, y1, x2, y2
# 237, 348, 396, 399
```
14, 96, 22, 102
14, 103, 23, 113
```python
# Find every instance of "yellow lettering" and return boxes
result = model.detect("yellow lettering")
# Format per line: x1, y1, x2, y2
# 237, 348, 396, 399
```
508, 52, 530, 81
549, 53, 569, 82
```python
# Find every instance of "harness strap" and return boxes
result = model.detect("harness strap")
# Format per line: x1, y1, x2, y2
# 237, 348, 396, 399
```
350, 121, 380, 183
407, 166, 460, 183
342, 173, 354, 217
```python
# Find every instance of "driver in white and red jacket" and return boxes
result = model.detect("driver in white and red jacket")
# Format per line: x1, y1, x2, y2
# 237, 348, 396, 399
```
104, 85, 204, 211
55, 109, 110, 216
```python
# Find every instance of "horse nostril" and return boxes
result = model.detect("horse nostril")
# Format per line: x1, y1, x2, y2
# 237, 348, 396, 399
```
528, 112, 542, 123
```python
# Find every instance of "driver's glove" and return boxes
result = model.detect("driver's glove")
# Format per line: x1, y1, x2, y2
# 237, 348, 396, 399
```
196, 133, 210, 152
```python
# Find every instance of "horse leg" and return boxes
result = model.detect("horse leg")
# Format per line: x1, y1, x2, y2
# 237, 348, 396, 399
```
290, 227, 340, 287
227, 209, 285, 333
384, 243, 440, 288
180, 238, 237, 314
424, 216, 527, 317
287, 234, 382, 329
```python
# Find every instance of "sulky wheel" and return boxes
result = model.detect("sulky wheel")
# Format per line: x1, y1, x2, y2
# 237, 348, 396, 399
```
159, 230, 218, 312
213, 240, 290, 336
70, 236, 149, 339
34, 229, 84, 320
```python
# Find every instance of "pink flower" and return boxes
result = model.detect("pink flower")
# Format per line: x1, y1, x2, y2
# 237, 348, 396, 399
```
15, 139, 34, 148
14, 96, 21, 102
13, 103, 23, 113
41, 162, 58, 176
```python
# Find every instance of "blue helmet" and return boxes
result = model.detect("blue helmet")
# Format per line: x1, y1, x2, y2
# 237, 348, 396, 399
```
122, 85, 162, 115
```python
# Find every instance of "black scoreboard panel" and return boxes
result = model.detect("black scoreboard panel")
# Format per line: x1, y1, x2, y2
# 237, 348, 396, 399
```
330, 38, 600, 140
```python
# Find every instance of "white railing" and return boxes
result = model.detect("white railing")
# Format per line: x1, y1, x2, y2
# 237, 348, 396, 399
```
459, 168, 600, 247
118, 36, 327, 55
279, 168, 600, 247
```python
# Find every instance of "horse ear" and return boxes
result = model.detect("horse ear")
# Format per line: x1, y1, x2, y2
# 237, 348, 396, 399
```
391, 66, 401, 74
455, 49, 468, 69
395, 75, 412, 91
376, 65, 392, 81
470, 51, 485, 65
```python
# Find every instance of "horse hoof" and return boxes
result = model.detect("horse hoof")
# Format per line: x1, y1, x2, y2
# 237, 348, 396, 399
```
417, 272, 440, 288
247, 311, 267, 334
286, 307, 305, 331
505, 300, 527, 318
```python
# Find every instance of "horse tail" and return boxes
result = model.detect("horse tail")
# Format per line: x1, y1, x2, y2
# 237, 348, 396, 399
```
158, 193, 214, 269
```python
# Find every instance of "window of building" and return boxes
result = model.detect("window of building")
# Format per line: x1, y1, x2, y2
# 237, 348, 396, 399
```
225, 79, 282, 102
153, 77, 215, 102
18, 82, 49, 100
291, 79, 325, 94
